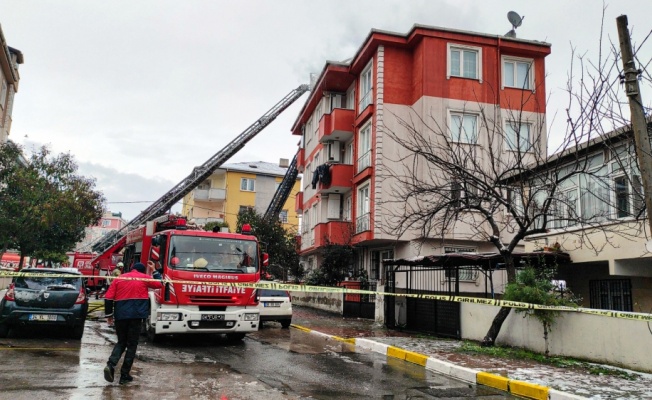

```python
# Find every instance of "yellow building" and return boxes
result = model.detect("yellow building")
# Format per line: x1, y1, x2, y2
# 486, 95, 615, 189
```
182, 159, 301, 232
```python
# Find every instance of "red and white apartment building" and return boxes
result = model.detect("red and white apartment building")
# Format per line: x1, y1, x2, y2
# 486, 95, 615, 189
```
291, 24, 550, 290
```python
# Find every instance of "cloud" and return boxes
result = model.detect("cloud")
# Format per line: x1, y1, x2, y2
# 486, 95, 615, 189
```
77, 161, 180, 221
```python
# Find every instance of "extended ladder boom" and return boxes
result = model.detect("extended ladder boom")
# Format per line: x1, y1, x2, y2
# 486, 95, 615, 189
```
92, 84, 310, 254
264, 152, 299, 222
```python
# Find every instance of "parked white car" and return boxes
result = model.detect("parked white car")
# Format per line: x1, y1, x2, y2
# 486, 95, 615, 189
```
257, 288, 292, 328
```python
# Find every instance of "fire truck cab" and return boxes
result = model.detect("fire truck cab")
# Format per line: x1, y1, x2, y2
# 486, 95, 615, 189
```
119, 214, 265, 342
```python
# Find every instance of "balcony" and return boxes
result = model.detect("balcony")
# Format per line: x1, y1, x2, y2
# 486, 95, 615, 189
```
356, 150, 372, 174
319, 108, 354, 143
194, 188, 226, 201
297, 148, 305, 173
314, 221, 353, 247
318, 163, 354, 194
295, 191, 303, 214
355, 213, 370, 234
193, 217, 224, 225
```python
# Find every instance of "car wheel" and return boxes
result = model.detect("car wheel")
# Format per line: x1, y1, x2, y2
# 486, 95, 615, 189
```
226, 332, 246, 341
0, 323, 9, 338
281, 320, 292, 329
70, 323, 85, 340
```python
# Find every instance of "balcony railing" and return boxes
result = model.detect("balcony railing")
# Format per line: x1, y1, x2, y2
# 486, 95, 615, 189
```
359, 91, 372, 111
355, 213, 370, 234
193, 217, 224, 225
356, 150, 372, 173
314, 221, 353, 247
194, 188, 226, 201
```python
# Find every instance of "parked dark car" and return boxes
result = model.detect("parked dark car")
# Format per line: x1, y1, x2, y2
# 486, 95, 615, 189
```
0, 268, 89, 339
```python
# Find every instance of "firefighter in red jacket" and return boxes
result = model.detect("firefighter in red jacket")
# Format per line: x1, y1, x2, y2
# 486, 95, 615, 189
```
103, 261, 162, 385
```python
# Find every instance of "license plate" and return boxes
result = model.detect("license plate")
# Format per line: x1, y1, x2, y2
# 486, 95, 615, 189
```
201, 314, 224, 321
29, 314, 58, 321
264, 302, 281, 307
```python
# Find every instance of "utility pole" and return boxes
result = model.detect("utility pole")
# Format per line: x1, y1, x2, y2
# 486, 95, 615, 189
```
617, 15, 652, 237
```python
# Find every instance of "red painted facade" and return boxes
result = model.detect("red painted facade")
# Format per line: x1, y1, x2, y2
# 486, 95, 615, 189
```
293, 24, 550, 257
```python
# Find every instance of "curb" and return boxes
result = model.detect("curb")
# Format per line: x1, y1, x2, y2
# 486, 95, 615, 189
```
292, 324, 587, 400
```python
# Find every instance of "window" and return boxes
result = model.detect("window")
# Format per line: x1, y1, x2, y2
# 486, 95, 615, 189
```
357, 124, 372, 173
0, 79, 6, 109
359, 61, 373, 111
552, 189, 579, 228
614, 176, 630, 218
506, 187, 524, 215
610, 144, 644, 219
503, 57, 533, 90
344, 195, 352, 221
305, 120, 312, 144
239, 206, 254, 214
356, 184, 370, 233
505, 121, 531, 152
101, 220, 111, 227
444, 247, 479, 281
240, 178, 255, 192
371, 250, 393, 281
450, 112, 478, 144
448, 44, 481, 80
589, 279, 632, 311
346, 87, 356, 111
345, 142, 354, 165
279, 210, 288, 223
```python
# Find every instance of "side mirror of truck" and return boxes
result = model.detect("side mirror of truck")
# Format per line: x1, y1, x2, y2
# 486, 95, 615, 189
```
262, 253, 269, 267
164, 282, 171, 301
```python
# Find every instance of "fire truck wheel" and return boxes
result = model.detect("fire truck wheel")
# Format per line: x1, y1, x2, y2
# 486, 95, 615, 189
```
145, 316, 159, 343
226, 333, 245, 341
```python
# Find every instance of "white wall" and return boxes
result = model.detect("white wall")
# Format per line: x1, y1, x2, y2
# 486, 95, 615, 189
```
291, 291, 342, 314
461, 303, 652, 372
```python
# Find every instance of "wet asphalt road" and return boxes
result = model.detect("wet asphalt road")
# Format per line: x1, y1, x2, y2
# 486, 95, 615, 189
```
0, 311, 516, 399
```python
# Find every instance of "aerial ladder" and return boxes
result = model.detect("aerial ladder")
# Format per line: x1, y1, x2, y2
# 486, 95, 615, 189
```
263, 151, 299, 222
91, 84, 310, 255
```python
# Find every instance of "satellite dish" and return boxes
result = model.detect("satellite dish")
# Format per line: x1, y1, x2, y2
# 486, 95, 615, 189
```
505, 11, 524, 38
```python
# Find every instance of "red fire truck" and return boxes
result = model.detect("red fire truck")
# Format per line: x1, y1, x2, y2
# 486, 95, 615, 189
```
68, 251, 122, 291
86, 86, 306, 340
111, 214, 267, 342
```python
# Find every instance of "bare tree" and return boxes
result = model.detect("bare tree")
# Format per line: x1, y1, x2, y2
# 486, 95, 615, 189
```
378, 13, 651, 345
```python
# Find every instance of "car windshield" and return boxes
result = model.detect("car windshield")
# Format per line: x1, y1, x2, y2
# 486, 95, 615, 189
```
259, 289, 288, 297
168, 235, 259, 273
14, 272, 81, 291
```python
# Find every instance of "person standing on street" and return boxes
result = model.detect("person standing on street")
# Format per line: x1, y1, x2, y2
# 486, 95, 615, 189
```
103, 260, 162, 385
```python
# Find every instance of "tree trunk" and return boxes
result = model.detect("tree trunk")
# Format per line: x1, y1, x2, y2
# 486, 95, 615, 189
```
18, 250, 25, 270
543, 321, 550, 357
481, 306, 512, 347
481, 253, 517, 347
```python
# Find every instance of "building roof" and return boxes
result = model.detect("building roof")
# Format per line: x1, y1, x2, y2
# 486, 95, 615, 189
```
292, 22, 551, 132
220, 161, 302, 179
501, 118, 652, 184
383, 251, 571, 270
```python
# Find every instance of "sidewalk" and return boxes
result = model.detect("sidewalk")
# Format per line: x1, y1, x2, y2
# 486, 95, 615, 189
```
291, 306, 652, 400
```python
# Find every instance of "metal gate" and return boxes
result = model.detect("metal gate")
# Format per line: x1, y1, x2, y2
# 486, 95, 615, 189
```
343, 282, 376, 319
384, 265, 461, 338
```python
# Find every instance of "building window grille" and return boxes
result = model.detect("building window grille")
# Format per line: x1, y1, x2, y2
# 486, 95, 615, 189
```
589, 279, 632, 311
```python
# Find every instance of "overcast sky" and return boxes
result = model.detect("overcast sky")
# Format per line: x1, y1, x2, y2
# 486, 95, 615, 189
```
2, 1, 651, 221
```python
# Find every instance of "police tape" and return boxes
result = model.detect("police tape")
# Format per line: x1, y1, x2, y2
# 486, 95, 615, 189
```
2, 270, 651, 322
